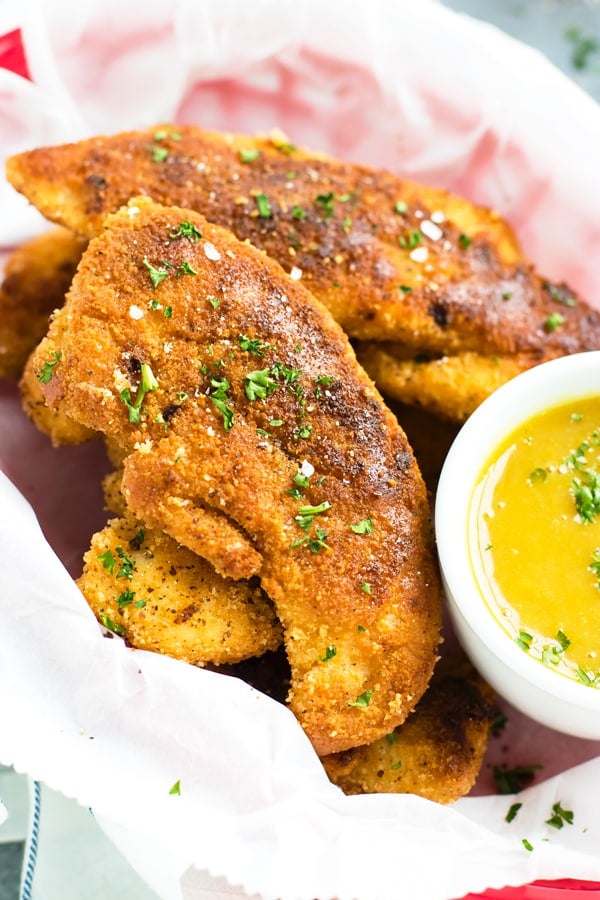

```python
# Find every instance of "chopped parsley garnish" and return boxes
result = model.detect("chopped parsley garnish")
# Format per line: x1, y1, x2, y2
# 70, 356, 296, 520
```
357, 625, 366, 633
255, 193, 272, 218
129, 529, 145, 550
209, 376, 234, 431
386, 731, 396, 745
143, 257, 170, 289
293, 423, 313, 440
315, 192, 335, 219
150, 145, 169, 163
529, 467, 547, 483
207, 295, 220, 309
292, 205, 305, 220
572, 468, 600, 522
239, 148, 260, 163
115, 547, 136, 580
545, 281, 577, 307
398, 285, 413, 294
177, 261, 198, 277
295, 501, 331, 530
502, 291, 513, 300
99, 615, 126, 637
564, 25, 599, 71
390, 761, 402, 771
169, 221, 202, 242
350, 518, 374, 535
238, 334, 270, 356
515, 630, 533, 652
168, 779, 181, 795
116, 589, 135, 608
394, 201, 408, 215
37, 351, 62, 384
522, 838, 534, 852
348, 689, 374, 708
545, 312, 565, 333
360, 582, 372, 595
164, 306, 173, 318
557, 630, 571, 651
153, 129, 180, 142
545, 801, 574, 829
458, 233, 472, 249
315, 375, 335, 387
590, 549, 600, 589
245, 368, 279, 401
319, 646, 337, 662
398, 230, 422, 249
575, 665, 598, 686
505, 802, 522, 823
98, 550, 116, 574
119, 362, 159, 424
493, 764, 542, 794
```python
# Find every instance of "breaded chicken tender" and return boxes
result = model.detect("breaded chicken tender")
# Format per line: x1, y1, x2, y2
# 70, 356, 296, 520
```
7, 125, 600, 421
321, 655, 496, 803
0, 228, 86, 379
29, 196, 442, 755
78, 511, 282, 666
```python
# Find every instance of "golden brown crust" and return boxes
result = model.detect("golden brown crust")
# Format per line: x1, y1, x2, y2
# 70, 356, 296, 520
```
7, 124, 598, 412
356, 344, 533, 422
31, 196, 442, 754
321, 656, 496, 803
78, 511, 282, 666
0, 228, 86, 379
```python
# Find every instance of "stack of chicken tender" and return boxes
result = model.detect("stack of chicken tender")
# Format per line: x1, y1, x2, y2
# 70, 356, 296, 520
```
5, 125, 594, 801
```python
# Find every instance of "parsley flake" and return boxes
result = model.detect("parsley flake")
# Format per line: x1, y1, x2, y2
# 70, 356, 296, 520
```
394, 201, 408, 215
522, 838, 534, 852
256, 193, 272, 218
239, 148, 260, 163
177, 260, 198, 277
505, 802, 522, 824
399, 230, 422, 249
545, 312, 565, 333
350, 518, 374, 535
360, 582, 372, 595
119, 363, 159, 424
515, 630, 533, 652
169, 221, 202, 242
572, 468, 600, 522
238, 334, 270, 357
169, 779, 181, 795
546, 801, 574, 829
99, 615, 126, 637
493, 764, 543, 795
37, 351, 62, 384
458, 233, 472, 249
209, 377, 234, 431
143, 257, 170, 289
348, 689, 374, 708
207, 295, 220, 309
117, 589, 135, 608
319, 646, 337, 662
150, 145, 169, 163
245, 368, 279, 401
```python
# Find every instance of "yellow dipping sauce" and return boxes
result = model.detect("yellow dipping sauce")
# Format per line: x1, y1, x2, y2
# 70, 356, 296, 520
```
470, 396, 600, 687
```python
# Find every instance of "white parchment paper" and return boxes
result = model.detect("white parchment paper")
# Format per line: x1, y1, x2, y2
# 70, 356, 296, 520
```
1, 1, 600, 898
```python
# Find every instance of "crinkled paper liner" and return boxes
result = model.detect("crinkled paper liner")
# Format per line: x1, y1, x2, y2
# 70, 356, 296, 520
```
1, 1, 600, 898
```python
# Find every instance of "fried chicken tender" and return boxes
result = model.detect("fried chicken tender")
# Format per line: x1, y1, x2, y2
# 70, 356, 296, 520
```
0, 228, 86, 379
78, 510, 282, 666
29, 196, 442, 755
321, 655, 496, 803
8, 125, 600, 421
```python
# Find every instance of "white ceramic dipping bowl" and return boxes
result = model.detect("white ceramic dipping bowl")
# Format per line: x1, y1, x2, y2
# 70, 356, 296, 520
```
435, 351, 600, 739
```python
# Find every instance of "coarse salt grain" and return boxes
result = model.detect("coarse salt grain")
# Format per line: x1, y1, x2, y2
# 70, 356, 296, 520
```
420, 220, 443, 241
299, 460, 315, 477
409, 246, 429, 263
127, 205, 140, 217
204, 242, 221, 261
129, 305, 145, 319
290, 266, 303, 281
431, 210, 446, 224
